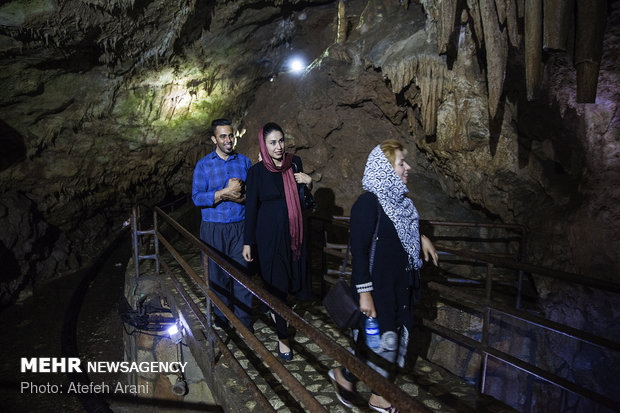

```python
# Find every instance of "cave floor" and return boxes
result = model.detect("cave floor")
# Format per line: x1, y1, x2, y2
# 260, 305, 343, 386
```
0, 221, 519, 413
160, 234, 519, 413
0, 236, 135, 413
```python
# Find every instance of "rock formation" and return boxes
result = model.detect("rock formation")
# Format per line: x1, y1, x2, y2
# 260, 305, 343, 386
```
0, 1, 618, 410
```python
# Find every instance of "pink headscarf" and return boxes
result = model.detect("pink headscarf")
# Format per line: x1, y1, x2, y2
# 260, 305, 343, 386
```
258, 126, 303, 260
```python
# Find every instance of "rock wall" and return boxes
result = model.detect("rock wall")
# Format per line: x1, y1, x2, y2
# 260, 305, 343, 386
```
0, 0, 336, 305
0, 1, 618, 410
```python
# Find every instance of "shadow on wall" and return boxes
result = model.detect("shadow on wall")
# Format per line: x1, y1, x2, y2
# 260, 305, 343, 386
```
0, 242, 20, 284
0, 120, 26, 172
312, 187, 344, 218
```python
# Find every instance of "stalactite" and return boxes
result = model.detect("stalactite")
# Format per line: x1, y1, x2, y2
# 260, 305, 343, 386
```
575, 0, 607, 103
419, 56, 445, 136
382, 55, 446, 136
543, 0, 570, 51
506, 0, 520, 47
517, 0, 525, 18
494, 0, 507, 24
466, 0, 484, 49
438, 0, 457, 54
337, 0, 346, 43
480, 0, 508, 118
524, 0, 542, 100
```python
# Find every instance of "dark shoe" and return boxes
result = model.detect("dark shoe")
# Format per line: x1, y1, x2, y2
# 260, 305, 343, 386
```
328, 368, 355, 408
278, 348, 293, 361
277, 340, 293, 361
368, 401, 399, 412
213, 317, 230, 330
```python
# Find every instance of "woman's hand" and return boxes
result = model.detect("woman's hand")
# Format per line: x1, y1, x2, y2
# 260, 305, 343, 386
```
242, 245, 253, 262
294, 172, 312, 187
421, 235, 438, 266
359, 292, 377, 318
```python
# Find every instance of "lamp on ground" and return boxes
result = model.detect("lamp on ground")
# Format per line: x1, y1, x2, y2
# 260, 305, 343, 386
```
167, 323, 183, 344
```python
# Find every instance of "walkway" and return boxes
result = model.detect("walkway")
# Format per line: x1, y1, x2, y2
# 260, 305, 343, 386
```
161, 235, 517, 413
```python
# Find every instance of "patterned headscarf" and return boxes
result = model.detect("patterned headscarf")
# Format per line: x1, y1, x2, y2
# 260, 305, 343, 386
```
362, 145, 423, 270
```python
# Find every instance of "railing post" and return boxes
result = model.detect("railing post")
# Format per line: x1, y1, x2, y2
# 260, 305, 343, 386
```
132, 206, 140, 280
485, 262, 493, 301
321, 220, 328, 297
153, 210, 160, 276
516, 229, 527, 309
480, 352, 489, 394
202, 254, 215, 367
480, 263, 493, 394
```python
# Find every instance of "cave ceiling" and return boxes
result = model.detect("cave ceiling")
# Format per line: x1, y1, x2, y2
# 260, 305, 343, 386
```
0, 0, 618, 305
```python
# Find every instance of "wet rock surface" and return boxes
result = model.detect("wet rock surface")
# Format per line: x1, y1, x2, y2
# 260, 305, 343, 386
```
0, 236, 129, 412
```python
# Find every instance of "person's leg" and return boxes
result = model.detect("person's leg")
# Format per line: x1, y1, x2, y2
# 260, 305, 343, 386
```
263, 283, 288, 339
329, 321, 363, 407
200, 221, 231, 325
367, 329, 407, 411
227, 221, 254, 331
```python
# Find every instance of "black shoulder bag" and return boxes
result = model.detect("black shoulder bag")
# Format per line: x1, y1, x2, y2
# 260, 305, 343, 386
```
292, 161, 317, 211
322, 198, 381, 329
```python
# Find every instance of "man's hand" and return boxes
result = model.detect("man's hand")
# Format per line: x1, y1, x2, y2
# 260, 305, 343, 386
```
215, 178, 245, 203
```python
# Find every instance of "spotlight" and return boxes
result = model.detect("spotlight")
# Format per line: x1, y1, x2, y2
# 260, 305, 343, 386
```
288, 57, 305, 74
171, 377, 188, 396
167, 323, 183, 344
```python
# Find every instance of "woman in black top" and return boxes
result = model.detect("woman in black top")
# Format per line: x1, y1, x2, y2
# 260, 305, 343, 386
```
242, 122, 312, 361
329, 139, 438, 413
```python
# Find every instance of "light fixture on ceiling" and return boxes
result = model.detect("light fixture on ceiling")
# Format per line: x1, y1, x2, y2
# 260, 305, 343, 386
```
288, 56, 306, 74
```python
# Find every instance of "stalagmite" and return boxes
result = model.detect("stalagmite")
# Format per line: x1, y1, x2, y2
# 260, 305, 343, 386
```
543, 0, 570, 51
438, 0, 457, 54
575, 0, 607, 103
524, 0, 542, 100
480, 0, 508, 118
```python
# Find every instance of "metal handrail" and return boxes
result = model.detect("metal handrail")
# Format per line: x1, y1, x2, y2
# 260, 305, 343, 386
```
435, 245, 620, 294
311, 215, 620, 411
425, 281, 620, 411
131, 205, 160, 279
154, 206, 431, 413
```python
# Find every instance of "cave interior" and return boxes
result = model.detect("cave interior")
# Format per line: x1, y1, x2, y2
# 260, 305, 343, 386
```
0, 0, 619, 412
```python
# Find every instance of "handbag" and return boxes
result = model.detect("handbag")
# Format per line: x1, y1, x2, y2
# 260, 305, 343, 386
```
323, 197, 381, 328
292, 162, 317, 211
300, 184, 317, 211
322, 278, 362, 329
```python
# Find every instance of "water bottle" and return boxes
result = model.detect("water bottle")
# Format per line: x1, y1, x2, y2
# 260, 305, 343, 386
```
365, 317, 380, 349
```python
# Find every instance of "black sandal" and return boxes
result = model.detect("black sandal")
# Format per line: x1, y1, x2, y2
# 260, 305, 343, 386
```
328, 368, 355, 408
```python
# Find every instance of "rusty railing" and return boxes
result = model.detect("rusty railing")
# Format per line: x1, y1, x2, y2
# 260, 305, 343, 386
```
153, 206, 432, 413
311, 215, 620, 412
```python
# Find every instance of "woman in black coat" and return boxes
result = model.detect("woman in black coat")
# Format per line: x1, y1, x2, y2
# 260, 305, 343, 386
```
242, 122, 312, 361
329, 139, 438, 413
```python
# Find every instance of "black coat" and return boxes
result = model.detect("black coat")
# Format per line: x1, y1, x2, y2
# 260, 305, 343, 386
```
244, 156, 309, 298
350, 192, 419, 334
